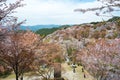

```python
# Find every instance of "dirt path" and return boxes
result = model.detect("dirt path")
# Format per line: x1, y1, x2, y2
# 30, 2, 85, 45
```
62, 63, 95, 80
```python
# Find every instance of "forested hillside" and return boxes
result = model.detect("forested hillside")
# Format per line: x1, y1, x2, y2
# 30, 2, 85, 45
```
42, 16, 120, 80
35, 25, 71, 36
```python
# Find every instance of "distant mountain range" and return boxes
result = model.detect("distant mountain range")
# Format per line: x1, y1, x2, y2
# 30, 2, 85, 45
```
20, 25, 60, 31
20, 16, 120, 32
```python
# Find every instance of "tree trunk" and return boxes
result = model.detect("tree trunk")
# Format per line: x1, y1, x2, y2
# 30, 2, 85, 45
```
15, 62, 19, 80
20, 75, 23, 80
15, 73, 19, 80
54, 63, 62, 80
20, 72, 24, 80
20, 76, 23, 80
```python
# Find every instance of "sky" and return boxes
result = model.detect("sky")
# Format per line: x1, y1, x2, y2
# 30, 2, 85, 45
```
9, 0, 120, 25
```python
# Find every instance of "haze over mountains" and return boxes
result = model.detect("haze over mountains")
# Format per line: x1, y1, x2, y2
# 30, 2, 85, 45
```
20, 25, 60, 31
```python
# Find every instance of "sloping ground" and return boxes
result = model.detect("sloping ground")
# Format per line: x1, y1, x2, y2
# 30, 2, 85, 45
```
0, 63, 95, 80
62, 63, 95, 80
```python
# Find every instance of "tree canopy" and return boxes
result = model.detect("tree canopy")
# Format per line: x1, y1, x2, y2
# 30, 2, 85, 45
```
75, 0, 120, 16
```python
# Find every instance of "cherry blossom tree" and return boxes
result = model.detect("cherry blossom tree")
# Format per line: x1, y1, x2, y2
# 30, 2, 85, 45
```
34, 42, 64, 80
0, 31, 40, 80
77, 39, 120, 80
75, 0, 120, 16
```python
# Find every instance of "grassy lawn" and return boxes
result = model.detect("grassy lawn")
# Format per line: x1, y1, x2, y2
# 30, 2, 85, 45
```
0, 63, 95, 80
0, 73, 15, 80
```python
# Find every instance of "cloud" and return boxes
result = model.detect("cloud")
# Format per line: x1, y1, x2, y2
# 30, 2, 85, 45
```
11, 0, 119, 25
